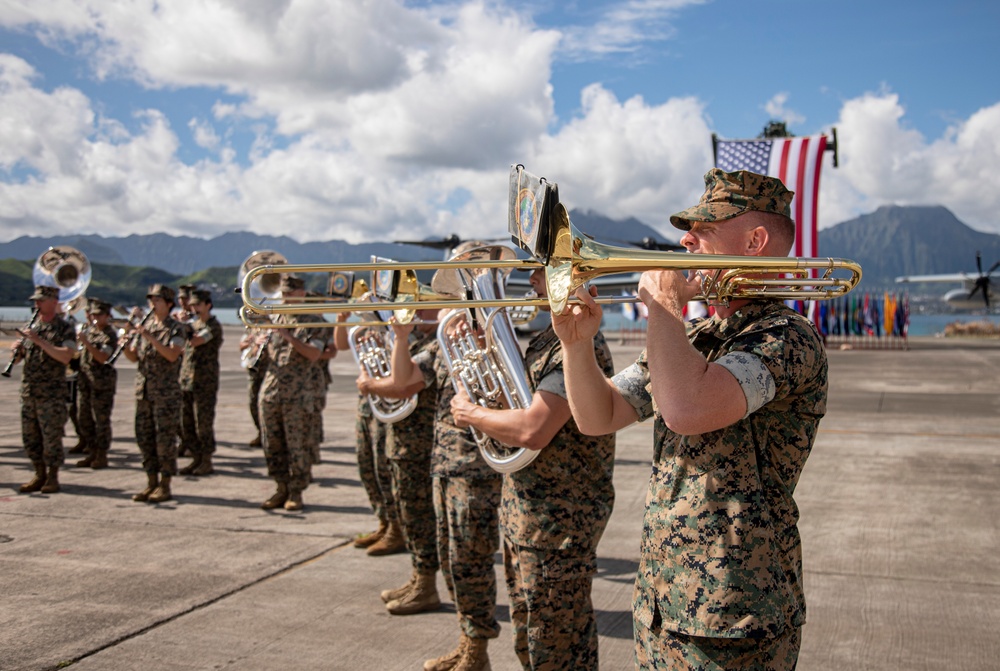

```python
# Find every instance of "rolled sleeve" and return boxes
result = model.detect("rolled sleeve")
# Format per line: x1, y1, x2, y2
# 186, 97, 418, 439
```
611, 361, 654, 422
715, 351, 775, 417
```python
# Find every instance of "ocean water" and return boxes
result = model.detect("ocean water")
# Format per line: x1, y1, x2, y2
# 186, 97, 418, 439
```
3, 306, 999, 338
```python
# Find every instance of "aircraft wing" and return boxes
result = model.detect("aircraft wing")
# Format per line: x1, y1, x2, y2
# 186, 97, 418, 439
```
895, 272, 976, 287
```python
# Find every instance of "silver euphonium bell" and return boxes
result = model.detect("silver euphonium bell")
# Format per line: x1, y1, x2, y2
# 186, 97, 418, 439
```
433, 244, 539, 473
348, 323, 419, 423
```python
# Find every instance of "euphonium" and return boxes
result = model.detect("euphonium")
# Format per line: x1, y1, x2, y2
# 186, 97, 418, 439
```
433, 244, 538, 473
348, 324, 418, 423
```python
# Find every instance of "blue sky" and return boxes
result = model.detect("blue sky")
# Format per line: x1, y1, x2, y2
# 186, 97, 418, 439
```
1, 0, 999, 244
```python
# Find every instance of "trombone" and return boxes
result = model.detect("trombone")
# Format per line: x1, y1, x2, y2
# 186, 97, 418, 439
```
239, 165, 862, 321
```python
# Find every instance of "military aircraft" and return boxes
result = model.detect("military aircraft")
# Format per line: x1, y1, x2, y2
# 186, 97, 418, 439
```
895, 252, 1000, 310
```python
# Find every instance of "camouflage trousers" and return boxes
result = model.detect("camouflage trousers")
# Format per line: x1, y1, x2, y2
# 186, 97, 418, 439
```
66, 377, 80, 438
180, 387, 218, 456
434, 475, 502, 640
21, 392, 68, 468
260, 397, 312, 492
77, 378, 115, 452
356, 411, 397, 525
135, 396, 179, 476
389, 455, 438, 573
634, 617, 801, 671
248, 368, 264, 433
503, 537, 600, 671
307, 406, 322, 465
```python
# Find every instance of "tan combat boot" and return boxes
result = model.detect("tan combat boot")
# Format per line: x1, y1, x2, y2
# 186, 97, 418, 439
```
354, 520, 388, 549
90, 450, 108, 469
19, 462, 46, 493
17, 462, 45, 494
261, 482, 288, 510
192, 454, 214, 476
133, 472, 159, 502
380, 568, 418, 603
284, 488, 304, 511
385, 570, 440, 615
148, 474, 172, 503
76, 451, 95, 468
366, 520, 406, 556
453, 637, 491, 671
249, 434, 262, 447
423, 635, 467, 671
179, 454, 203, 475
67, 440, 87, 455
40, 465, 60, 494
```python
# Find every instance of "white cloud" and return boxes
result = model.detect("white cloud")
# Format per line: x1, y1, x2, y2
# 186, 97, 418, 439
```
763, 92, 805, 128
820, 91, 1000, 233
2, 2, 1000, 247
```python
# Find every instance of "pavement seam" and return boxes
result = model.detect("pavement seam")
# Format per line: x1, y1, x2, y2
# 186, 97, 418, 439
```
49, 539, 351, 671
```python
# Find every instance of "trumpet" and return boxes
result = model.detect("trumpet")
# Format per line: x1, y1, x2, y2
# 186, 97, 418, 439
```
2, 309, 41, 378
239, 167, 861, 323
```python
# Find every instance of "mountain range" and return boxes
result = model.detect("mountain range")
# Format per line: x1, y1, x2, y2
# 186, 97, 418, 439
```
2, 205, 998, 300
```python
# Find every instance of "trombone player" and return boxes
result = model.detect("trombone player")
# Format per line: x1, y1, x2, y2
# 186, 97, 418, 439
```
258, 275, 328, 512
551, 169, 827, 670
13, 285, 77, 494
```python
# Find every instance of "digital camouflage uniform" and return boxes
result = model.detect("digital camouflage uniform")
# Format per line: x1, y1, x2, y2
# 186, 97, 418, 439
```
20, 316, 76, 469
355, 393, 398, 527
134, 316, 186, 476
246, 329, 269, 436
501, 325, 616, 671
77, 323, 118, 455
385, 330, 439, 574
412, 338, 502, 640
612, 301, 827, 671
307, 351, 331, 465
180, 315, 223, 458
259, 314, 327, 493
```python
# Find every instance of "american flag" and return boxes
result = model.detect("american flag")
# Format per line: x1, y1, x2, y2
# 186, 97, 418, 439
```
715, 135, 829, 258
716, 134, 831, 326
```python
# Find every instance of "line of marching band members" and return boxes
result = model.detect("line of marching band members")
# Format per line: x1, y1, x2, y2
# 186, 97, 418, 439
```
11, 170, 829, 671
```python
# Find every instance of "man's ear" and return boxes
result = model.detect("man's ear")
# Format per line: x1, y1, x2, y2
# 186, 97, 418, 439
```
746, 226, 769, 256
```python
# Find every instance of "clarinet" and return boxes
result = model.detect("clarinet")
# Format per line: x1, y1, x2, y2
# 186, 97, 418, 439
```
107, 310, 154, 365
2, 309, 41, 378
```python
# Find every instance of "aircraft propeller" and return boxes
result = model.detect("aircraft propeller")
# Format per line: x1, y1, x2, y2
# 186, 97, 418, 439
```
967, 251, 1000, 308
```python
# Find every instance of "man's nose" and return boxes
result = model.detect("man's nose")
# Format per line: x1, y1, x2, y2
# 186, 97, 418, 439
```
680, 231, 696, 250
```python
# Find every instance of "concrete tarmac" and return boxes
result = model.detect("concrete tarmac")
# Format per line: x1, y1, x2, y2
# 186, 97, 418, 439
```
1, 327, 999, 670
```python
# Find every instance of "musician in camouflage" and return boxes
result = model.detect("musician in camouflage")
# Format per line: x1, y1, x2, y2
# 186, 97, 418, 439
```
240, 325, 269, 447
357, 309, 441, 615
123, 284, 186, 503
334, 313, 401, 552
75, 298, 118, 470
259, 275, 328, 512
552, 168, 826, 670
15, 285, 76, 494
179, 290, 224, 477
451, 269, 617, 671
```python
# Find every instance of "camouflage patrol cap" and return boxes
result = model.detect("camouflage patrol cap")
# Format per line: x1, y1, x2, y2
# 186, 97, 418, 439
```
146, 284, 176, 304
669, 168, 794, 231
178, 284, 196, 298
281, 275, 305, 292
87, 298, 112, 315
29, 285, 60, 301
